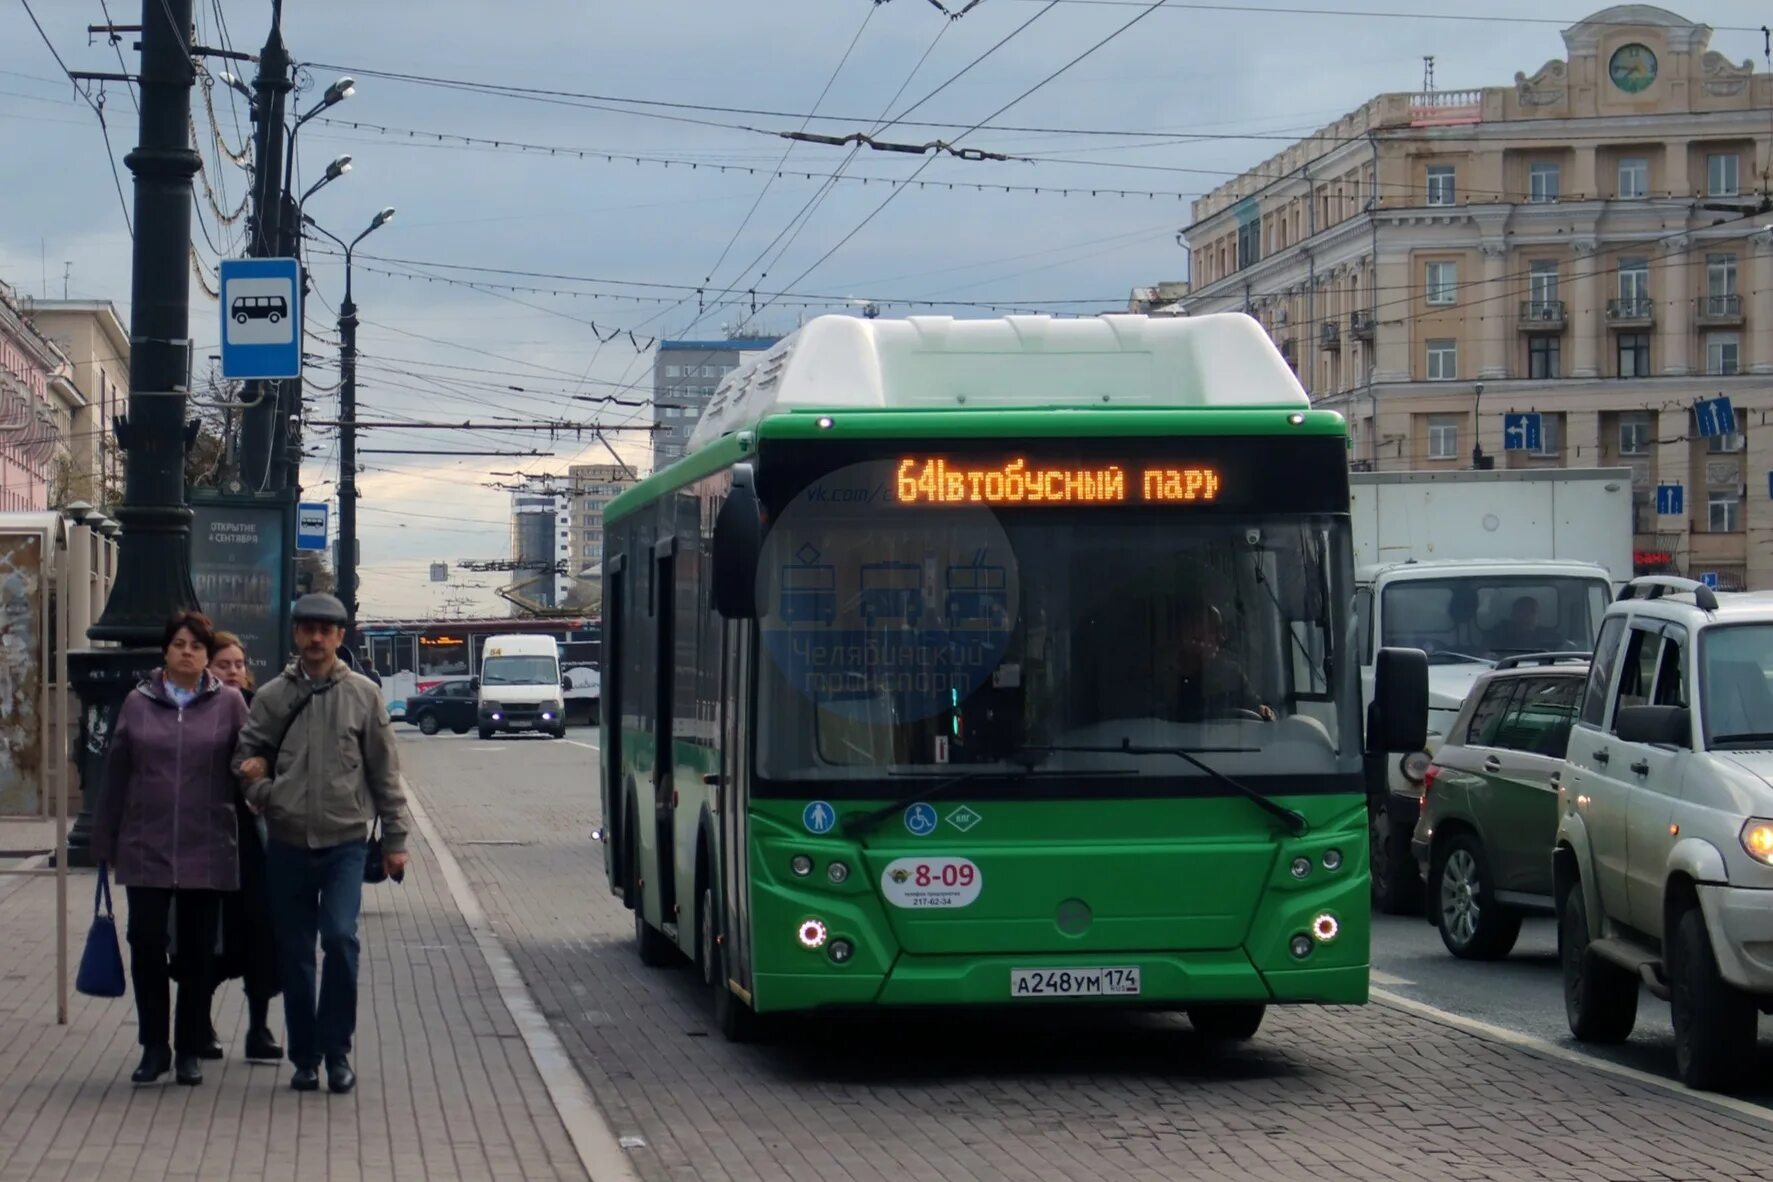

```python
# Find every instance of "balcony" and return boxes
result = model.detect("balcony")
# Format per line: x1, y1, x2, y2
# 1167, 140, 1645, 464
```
1697, 293, 1744, 326
1350, 310, 1375, 341
1409, 89, 1483, 127
1519, 300, 1566, 331
1320, 322, 1341, 351
1606, 297, 1654, 328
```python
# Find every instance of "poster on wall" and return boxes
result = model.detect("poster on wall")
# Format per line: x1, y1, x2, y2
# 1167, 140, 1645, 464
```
190, 498, 287, 687
0, 533, 45, 816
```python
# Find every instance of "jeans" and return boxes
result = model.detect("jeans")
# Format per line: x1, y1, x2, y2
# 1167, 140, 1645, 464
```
264, 839, 364, 1069
124, 887, 219, 1054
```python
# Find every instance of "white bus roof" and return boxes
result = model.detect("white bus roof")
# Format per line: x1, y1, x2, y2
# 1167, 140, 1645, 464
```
687, 312, 1308, 449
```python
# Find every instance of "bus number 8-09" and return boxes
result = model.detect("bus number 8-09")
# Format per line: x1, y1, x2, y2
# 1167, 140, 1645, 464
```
914, 863, 976, 888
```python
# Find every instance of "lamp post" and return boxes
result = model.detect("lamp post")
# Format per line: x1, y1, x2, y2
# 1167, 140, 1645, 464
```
304, 207, 395, 642
1471, 381, 1492, 470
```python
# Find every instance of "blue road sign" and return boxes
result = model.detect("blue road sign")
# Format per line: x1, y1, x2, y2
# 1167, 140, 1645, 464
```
1503, 412, 1543, 452
904, 802, 938, 836
296, 502, 328, 551
1695, 395, 1737, 439
1655, 484, 1685, 516
802, 800, 836, 835
1702, 572, 1720, 590
219, 258, 302, 380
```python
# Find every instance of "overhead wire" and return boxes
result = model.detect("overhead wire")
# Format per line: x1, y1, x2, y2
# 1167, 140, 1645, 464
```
21, 0, 133, 236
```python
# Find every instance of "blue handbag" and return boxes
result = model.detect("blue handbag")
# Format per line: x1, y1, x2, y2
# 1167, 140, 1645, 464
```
75, 865, 127, 998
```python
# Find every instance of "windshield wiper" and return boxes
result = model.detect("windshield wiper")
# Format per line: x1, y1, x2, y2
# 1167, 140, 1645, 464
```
1028, 738, 1309, 835
1427, 651, 1495, 666
1710, 731, 1773, 747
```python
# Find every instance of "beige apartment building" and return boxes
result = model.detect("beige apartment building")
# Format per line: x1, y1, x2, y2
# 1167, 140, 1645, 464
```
1159, 4, 1773, 588
24, 298, 128, 508
567, 462, 636, 588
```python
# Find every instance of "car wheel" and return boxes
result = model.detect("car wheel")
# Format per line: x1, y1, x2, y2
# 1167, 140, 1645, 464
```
477, 727, 495, 741
1370, 805, 1421, 916
1187, 1004, 1266, 1042
451, 724, 469, 735
417, 712, 440, 736
1671, 907, 1755, 1091
1433, 834, 1522, 960
702, 885, 760, 1041
1558, 884, 1638, 1043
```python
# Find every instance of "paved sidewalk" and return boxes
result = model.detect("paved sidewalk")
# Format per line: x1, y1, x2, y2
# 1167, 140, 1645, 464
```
0, 823, 586, 1181
404, 735, 1773, 1182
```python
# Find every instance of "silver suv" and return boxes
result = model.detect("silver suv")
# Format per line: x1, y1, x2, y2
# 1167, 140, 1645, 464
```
1413, 653, 1589, 959
1555, 576, 1773, 1091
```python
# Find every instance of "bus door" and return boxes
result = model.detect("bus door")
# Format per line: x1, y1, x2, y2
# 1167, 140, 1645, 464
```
652, 536, 679, 924
603, 557, 625, 897
718, 618, 753, 991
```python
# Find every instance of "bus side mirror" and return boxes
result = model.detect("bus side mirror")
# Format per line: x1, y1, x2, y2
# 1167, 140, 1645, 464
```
1367, 646, 1428, 754
712, 468, 762, 619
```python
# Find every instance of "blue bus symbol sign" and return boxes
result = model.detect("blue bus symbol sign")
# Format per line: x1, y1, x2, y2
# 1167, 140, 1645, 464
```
904, 802, 938, 836
802, 800, 837, 835
219, 258, 302, 380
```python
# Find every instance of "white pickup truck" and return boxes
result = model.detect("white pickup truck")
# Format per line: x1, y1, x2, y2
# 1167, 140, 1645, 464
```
1351, 467, 1634, 913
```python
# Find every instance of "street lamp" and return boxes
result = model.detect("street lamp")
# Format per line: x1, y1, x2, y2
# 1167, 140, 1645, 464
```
1471, 381, 1492, 470
282, 77, 354, 217
299, 154, 352, 208
217, 70, 256, 105
303, 206, 395, 641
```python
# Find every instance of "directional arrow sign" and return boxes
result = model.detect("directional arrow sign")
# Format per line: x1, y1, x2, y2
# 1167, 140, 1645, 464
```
1503, 412, 1543, 452
1655, 484, 1685, 517
1696, 395, 1737, 439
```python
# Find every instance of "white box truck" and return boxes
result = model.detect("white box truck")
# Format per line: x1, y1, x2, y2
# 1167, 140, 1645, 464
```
1350, 467, 1634, 913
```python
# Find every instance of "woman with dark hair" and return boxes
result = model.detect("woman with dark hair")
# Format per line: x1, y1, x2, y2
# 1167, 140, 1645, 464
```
206, 631, 283, 1062
93, 611, 249, 1086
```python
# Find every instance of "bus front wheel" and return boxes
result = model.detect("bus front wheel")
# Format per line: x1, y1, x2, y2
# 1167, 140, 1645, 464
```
701, 886, 759, 1042
1187, 1004, 1266, 1042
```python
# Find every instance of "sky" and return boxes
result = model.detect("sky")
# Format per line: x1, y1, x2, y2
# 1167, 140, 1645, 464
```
1, 0, 1768, 617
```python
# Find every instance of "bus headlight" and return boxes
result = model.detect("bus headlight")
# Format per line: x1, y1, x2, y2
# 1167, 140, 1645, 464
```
1400, 751, 1431, 783
1289, 934, 1313, 959
1311, 913, 1340, 942
1322, 848, 1343, 871
797, 918, 828, 949
827, 861, 850, 884
1290, 856, 1312, 879
790, 855, 813, 877
828, 939, 853, 963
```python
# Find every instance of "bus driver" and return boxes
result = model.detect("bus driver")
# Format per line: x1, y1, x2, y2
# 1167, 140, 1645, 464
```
1172, 596, 1275, 722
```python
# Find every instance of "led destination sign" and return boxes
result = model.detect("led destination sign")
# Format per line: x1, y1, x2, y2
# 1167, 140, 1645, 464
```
894, 456, 1222, 506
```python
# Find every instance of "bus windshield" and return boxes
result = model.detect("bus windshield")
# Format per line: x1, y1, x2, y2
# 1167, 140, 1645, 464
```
754, 511, 1358, 791
1380, 575, 1608, 665
481, 655, 558, 686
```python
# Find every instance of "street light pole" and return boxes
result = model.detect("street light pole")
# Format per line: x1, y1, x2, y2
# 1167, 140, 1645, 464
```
66, 0, 202, 865
305, 207, 395, 641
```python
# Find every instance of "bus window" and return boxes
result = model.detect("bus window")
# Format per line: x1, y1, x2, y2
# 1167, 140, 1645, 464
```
417, 633, 470, 679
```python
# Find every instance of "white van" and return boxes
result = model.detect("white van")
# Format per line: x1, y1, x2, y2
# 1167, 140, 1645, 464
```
475, 634, 567, 739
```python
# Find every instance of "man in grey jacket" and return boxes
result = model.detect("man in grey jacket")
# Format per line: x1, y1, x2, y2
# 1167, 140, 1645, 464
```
235, 593, 408, 1095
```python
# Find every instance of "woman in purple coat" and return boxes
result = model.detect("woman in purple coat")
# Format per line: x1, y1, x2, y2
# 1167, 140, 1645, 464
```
94, 612, 249, 1087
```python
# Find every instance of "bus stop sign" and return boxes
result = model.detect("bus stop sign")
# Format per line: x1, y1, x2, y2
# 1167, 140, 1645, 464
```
219, 258, 302, 380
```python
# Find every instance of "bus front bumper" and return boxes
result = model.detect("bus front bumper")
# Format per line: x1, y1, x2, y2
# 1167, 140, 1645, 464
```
751, 952, 1367, 1012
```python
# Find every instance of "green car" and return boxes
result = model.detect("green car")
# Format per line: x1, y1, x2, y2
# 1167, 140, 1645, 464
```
1411, 653, 1590, 959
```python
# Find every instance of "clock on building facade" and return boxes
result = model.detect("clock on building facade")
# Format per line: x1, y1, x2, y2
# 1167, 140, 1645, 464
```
1609, 43, 1658, 93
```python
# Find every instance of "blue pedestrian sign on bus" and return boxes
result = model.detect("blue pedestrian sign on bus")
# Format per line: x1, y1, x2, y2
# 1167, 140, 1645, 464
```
1701, 571, 1721, 590
1503, 413, 1542, 452
1696, 395, 1736, 439
1655, 484, 1685, 516
219, 257, 302, 380
802, 800, 836, 835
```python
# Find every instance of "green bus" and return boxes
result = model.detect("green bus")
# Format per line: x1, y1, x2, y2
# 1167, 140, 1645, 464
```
599, 312, 1426, 1041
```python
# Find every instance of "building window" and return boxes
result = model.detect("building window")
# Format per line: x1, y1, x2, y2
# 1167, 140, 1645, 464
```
1617, 333, 1651, 378
1528, 259, 1560, 307
663, 364, 680, 378
1619, 415, 1652, 456
1426, 339, 1458, 381
1426, 165, 1455, 206
1528, 335, 1561, 379
1707, 253, 1738, 312
1618, 157, 1649, 198
1236, 219, 1261, 269
1708, 152, 1740, 197
1529, 161, 1561, 203
1617, 257, 1649, 305
1709, 492, 1741, 533
1529, 413, 1563, 458
1707, 408, 1745, 453
1427, 415, 1460, 460
1425, 261, 1458, 306
1706, 333, 1740, 377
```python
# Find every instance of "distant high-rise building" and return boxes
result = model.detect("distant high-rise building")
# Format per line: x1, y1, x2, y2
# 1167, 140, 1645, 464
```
509, 486, 570, 614
652, 336, 778, 472
566, 463, 636, 601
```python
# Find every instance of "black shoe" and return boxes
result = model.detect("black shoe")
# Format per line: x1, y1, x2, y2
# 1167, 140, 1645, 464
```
197, 1036, 224, 1061
244, 1027, 283, 1062
326, 1057, 356, 1095
131, 1045, 172, 1084
174, 1054, 203, 1086
290, 1066, 320, 1092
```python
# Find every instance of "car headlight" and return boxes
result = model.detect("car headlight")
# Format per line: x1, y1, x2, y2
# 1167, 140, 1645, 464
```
1400, 750, 1432, 783
1741, 818, 1773, 865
